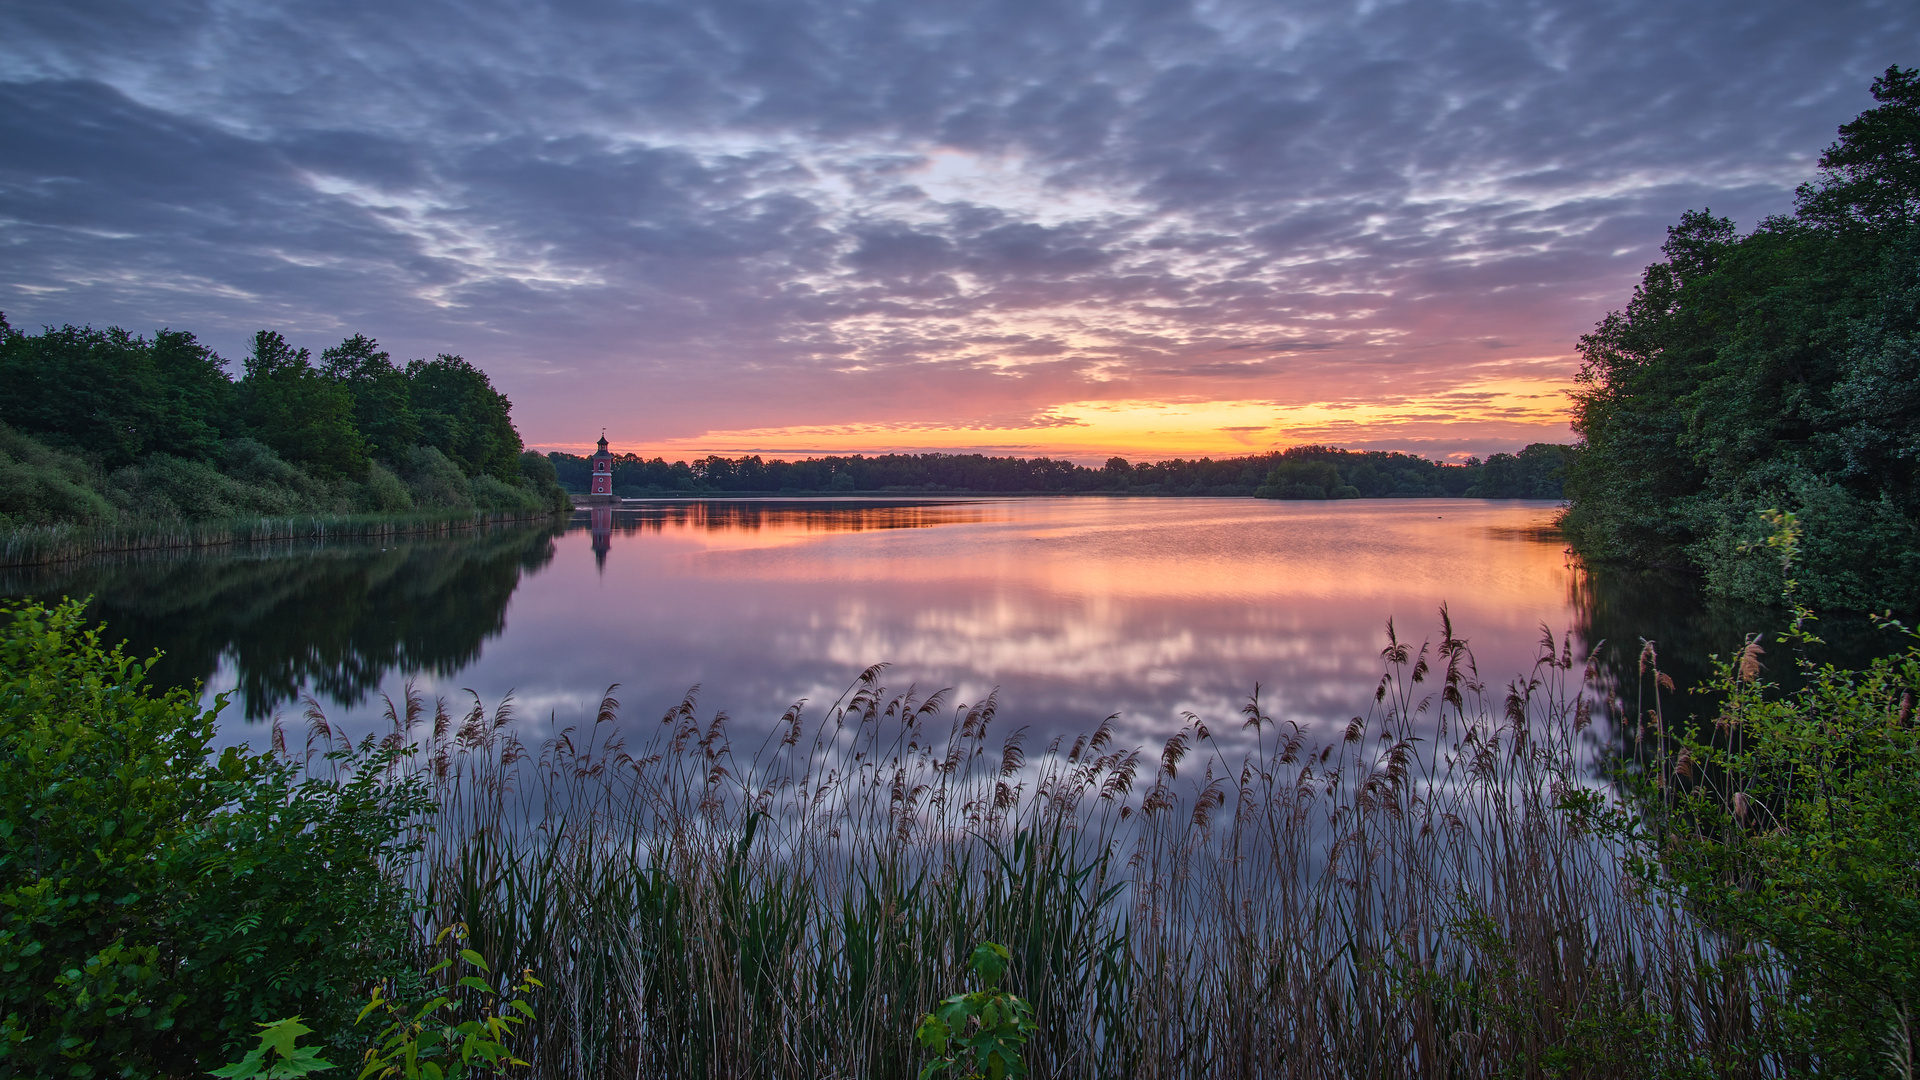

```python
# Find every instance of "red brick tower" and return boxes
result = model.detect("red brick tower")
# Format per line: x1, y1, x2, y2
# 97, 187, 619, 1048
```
589, 432, 614, 501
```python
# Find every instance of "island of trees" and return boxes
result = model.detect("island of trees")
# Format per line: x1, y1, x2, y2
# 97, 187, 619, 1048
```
1564, 65, 1920, 612
549, 441, 1573, 500
0, 321, 571, 561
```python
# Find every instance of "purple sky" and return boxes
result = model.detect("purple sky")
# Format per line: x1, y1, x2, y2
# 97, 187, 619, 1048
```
3, 0, 1914, 461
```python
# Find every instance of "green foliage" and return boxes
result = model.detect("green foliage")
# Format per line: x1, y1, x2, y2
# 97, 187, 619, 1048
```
400, 447, 477, 511
322, 336, 421, 463
405, 357, 523, 484
362, 462, 417, 513
104, 450, 336, 521
1565, 66, 1920, 610
0, 318, 566, 557
516, 453, 575, 513
914, 943, 1037, 1080
466, 474, 546, 514
235, 331, 370, 480
547, 441, 1564, 499
1255, 459, 1357, 500
0, 597, 432, 1077
356, 925, 539, 1080
516, 451, 556, 489
1468, 443, 1575, 499
1798, 64, 1920, 229
1253, 445, 1523, 499
0, 318, 228, 467
1613, 509, 1920, 1075
0, 422, 113, 529
210, 1017, 337, 1078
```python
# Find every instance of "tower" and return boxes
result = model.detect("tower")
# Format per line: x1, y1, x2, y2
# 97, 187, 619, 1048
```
590, 432, 614, 501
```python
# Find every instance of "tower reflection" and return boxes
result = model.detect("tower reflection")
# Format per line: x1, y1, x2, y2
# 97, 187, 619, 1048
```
591, 504, 612, 572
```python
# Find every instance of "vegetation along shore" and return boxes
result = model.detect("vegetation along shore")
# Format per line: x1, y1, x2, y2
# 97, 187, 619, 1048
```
0, 320, 572, 566
8, 563, 1918, 1077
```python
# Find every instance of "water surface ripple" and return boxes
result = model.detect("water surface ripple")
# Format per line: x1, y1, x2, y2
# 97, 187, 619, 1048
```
11, 498, 1589, 748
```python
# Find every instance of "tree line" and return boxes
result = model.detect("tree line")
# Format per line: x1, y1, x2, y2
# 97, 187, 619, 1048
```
0, 320, 570, 531
1564, 65, 1920, 611
549, 442, 1572, 499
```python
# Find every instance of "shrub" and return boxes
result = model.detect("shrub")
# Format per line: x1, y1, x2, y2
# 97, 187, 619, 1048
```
401, 446, 475, 511
915, 943, 1037, 1080
468, 473, 542, 513
0, 423, 112, 528
0, 597, 430, 1077
1617, 514, 1920, 1074
361, 461, 416, 513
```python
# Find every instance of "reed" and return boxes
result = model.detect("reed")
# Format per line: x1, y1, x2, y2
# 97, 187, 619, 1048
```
308, 612, 1796, 1079
0, 508, 562, 567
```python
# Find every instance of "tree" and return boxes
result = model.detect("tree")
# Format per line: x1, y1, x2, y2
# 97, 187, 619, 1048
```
1563, 67, 1920, 609
1469, 443, 1575, 498
320, 334, 420, 462
235, 331, 369, 479
1798, 65, 1920, 229
407, 355, 522, 482
0, 319, 230, 466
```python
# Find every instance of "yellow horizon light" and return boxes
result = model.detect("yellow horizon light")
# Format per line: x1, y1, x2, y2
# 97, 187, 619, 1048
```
535, 382, 1575, 463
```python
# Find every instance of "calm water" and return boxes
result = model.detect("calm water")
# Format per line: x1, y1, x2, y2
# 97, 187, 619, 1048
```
6, 497, 1851, 751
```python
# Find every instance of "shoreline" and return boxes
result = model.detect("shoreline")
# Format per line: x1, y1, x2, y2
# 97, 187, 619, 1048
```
0, 508, 567, 569
571, 489, 1570, 503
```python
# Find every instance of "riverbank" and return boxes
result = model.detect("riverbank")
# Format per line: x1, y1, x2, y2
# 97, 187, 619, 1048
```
571, 487, 1573, 502
550, 443, 1574, 502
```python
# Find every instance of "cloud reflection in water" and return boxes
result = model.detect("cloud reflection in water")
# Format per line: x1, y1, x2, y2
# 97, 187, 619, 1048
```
452, 498, 1577, 753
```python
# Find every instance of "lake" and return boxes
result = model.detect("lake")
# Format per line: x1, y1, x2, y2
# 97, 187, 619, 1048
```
4, 497, 1839, 751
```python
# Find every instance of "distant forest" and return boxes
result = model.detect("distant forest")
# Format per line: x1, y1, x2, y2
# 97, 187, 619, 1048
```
549, 442, 1573, 500
0, 319, 570, 533
1564, 66, 1920, 611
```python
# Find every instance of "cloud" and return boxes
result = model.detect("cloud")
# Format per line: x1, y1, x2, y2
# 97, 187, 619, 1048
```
0, 0, 1912, 458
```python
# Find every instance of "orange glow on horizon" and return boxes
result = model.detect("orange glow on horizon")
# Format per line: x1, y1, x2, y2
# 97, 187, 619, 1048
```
532, 378, 1575, 463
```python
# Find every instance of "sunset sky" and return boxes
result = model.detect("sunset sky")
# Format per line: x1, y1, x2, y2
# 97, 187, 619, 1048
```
3, 0, 1914, 462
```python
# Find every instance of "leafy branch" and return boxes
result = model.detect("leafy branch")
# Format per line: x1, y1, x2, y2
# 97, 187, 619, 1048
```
914, 942, 1038, 1080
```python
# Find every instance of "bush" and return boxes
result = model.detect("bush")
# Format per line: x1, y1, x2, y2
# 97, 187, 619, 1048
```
400, 446, 474, 511
360, 462, 415, 513
0, 598, 430, 1077
468, 473, 543, 513
517, 450, 557, 489
1614, 511, 1920, 1074
0, 423, 112, 528
221, 437, 316, 493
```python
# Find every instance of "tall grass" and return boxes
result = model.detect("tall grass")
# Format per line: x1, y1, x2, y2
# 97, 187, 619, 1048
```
0, 509, 560, 567
307, 612, 1793, 1078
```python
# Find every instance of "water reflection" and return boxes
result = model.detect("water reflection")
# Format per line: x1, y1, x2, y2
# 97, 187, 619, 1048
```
1573, 560, 1901, 739
20, 498, 1885, 756
590, 499, 993, 571
490, 498, 1585, 753
1, 524, 560, 719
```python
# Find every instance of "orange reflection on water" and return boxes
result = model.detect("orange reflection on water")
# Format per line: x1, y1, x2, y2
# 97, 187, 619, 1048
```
530, 497, 1577, 749
590, 498, 1573, 611
589, 499, 996, 542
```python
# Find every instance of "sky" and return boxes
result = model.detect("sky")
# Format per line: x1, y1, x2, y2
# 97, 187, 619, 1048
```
2, 1, 1915, 463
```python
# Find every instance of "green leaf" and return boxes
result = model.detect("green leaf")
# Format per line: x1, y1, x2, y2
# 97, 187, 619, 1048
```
260, 1016, 314, 1062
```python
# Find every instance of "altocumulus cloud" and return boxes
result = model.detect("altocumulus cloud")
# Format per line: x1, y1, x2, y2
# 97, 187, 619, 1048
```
0, 0, 1914, 458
